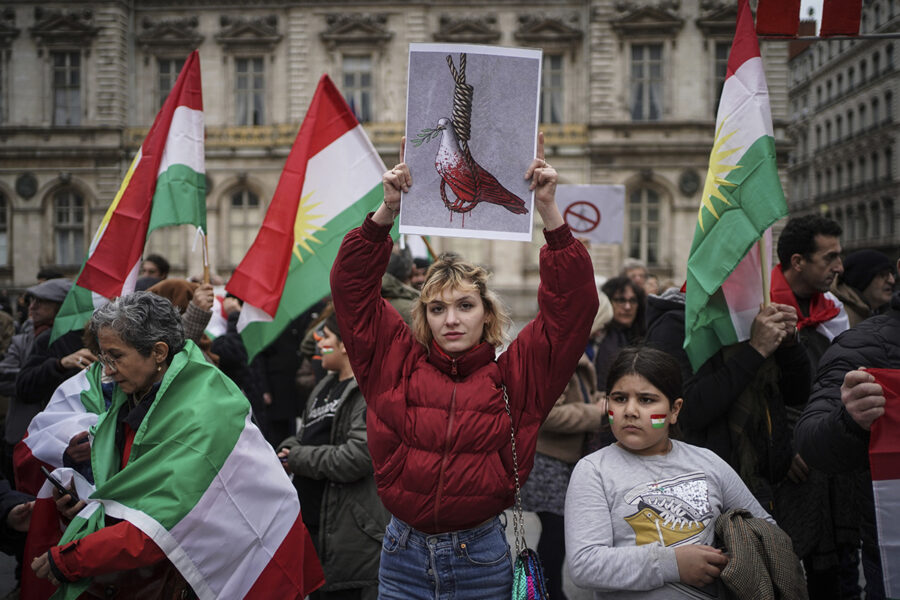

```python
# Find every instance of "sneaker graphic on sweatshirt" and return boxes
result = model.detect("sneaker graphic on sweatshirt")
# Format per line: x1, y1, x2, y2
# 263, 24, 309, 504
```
622, 472, 712, 546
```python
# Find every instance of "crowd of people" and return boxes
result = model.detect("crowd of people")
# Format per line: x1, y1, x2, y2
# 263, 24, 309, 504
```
0, 137, 896, 600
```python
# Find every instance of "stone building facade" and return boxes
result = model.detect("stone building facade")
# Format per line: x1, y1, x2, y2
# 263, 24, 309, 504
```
787, 3, 899, 256
0, 0, 789, 318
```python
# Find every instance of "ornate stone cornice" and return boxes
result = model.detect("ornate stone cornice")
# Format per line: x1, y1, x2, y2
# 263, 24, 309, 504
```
0, 8, 20, 50
214, 15, 282, 53
29, 7, 98, 49
514, 14, 583, 47
138, 16, 204, 55
433, 16, 501, 44
320, 14, 392, 49
610, 2, 684, 38
696, 1, 738, 37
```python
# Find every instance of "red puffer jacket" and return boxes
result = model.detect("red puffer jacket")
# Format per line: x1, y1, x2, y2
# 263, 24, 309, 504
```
331, 215, 598, 534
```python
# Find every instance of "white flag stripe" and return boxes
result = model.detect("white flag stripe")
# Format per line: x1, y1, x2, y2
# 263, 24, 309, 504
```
716, 57, 774, 160
722, 229, 772, 341
168, 415, 299, 599
157, 106, 205, 176
873, 478, 900, 597
301, 125, 385, 226
24, 370, 98, 468
236, 301, 273, 333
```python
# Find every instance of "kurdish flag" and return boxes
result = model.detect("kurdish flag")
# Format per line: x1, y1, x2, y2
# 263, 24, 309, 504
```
50, 51, 206, 344
650, 415, 667, 429
32, 342, 323, 600
227, 75, 389, 360
869, 368, 900, 599
684, 0, 788, 371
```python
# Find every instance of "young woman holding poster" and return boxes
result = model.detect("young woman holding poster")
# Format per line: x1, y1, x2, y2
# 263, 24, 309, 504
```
329, 134, 598, 598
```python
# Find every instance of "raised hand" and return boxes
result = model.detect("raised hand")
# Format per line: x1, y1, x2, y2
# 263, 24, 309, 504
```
375, 137, 411, 226
841, 368, 885, 430
525, 132, 563, 230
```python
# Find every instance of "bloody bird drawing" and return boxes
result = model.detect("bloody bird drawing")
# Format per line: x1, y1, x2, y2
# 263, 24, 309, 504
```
433, 117, 528, 218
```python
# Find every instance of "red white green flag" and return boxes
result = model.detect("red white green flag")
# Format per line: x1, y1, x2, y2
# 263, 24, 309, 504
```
49, 51, 206, 344
226, 74, 390, 360
25, 343, 323, 600
869, 368, 900, 599
684, 0, 788, 371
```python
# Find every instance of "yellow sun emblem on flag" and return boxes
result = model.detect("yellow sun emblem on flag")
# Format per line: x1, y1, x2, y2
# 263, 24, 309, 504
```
293, 192, 325, 262
699, 119, 743, 232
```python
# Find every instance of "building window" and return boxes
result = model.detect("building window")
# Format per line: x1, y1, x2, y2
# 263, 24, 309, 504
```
887, 44, 894, 69
54, 189, 85, 265
873, 152, 880, 179
816, 125, 822, 148
52, 51, 81, 126
883, 199, 895, 236
713, 41, 730, 115
0, 193, 7, 265
874, 51, 882, 74
540, 54, 564, 124
848, 160, 855, 187
848, 66, 855, 87
848, 109, 855, 134
837, 165, 844, 189
235, 57, 265, 126
886, 91, 893, 121
826, 120, 832, 144
627, 188, 661, 266
886, 147, 893, 179
158, 57, 185, 110
228, 188, 263, 266
873, 97, 881, 123
342, 55, 373, 123
630, 43, 663, 121
861, 59, 868, 81
859, 203, 869, 239
836, 115, 843, 139
860, 104, 868, 129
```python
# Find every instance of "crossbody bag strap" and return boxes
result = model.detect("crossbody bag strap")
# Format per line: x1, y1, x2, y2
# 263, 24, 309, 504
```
501, 384, 526, 556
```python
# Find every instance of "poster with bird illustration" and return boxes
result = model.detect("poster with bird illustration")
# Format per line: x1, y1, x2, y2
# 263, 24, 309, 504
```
400, 43, 541, 242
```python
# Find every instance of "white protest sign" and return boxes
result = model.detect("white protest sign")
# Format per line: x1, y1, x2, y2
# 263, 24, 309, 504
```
555, 184, 625, 245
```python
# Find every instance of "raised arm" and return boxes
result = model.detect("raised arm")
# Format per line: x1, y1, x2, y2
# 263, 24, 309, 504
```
499, 134, 598, 421
330, 139, 415, 398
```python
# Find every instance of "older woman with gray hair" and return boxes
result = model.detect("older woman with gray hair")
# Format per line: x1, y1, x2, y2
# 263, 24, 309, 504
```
29, 291, 323, 599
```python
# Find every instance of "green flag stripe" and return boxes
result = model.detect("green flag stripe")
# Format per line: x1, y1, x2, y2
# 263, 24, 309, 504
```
87, 343, 245, 529
148, 164, 207, 234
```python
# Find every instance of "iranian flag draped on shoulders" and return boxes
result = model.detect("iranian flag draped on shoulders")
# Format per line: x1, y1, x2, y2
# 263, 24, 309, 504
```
17, 50, 209, 494
226, 74, 389, 360
684, 0, 789, 371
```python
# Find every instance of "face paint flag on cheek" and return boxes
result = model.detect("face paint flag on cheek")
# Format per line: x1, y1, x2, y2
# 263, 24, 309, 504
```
650, 414, 667, 429
608, 410, 614, 425
319, 347, 335, 355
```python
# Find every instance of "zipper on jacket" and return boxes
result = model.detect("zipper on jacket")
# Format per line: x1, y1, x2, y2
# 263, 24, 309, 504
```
433, 385, 457, 529
450, 358, 458, 377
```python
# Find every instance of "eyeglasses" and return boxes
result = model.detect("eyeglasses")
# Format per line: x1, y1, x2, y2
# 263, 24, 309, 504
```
97, 351, 120, 373
611, 297, 638, 306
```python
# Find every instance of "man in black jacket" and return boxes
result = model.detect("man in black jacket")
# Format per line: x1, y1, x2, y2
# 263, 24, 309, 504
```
796, 259, 900, 600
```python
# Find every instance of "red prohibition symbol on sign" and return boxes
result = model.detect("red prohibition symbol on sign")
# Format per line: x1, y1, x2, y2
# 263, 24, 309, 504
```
563, 201, 601, 233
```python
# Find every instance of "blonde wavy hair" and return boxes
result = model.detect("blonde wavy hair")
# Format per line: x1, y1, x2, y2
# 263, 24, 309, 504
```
411, 253, 511, 349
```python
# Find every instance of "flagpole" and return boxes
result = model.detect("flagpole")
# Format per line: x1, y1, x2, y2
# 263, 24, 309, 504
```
758, 237, 770, 308
201, 228, 210, 285
421, 236, 437, 260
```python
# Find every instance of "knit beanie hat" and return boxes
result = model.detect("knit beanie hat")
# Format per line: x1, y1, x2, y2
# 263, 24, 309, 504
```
842, 249, 894, 291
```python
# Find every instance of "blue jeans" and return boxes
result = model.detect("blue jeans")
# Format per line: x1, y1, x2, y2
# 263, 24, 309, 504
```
378, 515, 512, 599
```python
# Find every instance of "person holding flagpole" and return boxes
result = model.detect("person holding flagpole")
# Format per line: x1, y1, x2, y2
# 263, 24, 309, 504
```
330, 133, 598, 598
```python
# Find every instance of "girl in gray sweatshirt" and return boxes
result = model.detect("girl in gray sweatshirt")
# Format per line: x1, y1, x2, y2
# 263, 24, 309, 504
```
565, 347, 774, 599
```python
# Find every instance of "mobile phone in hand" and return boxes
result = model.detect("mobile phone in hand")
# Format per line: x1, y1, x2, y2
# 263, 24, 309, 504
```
40, 466, 79, 507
